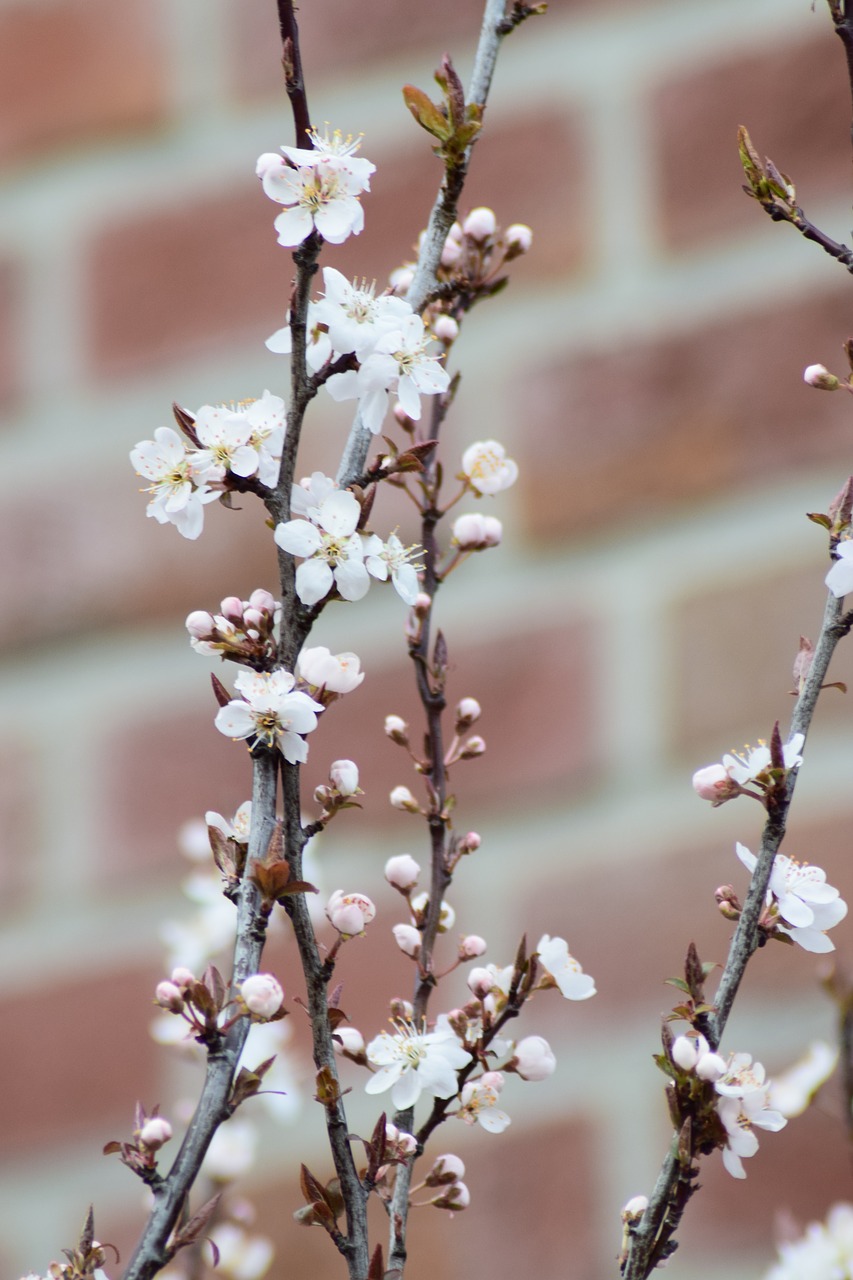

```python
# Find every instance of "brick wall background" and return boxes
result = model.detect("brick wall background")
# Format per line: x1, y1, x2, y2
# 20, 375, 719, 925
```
3, 0, 853, 1277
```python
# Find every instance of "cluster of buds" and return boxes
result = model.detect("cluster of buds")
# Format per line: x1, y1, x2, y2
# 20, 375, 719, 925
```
444, 697, 486, 766
450, 512, 502, 552
154, 965, 285, 1038
104, 1103, 173, 1181
413, 1153, 470, 1212
186, 589, 279, 664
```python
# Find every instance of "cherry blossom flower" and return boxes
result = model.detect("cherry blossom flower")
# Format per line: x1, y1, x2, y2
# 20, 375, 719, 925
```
291, 471, 340, 521
736, 842, 847, 951
130, 426, 219, 539
206, 801, 252, 845
712, 1052, 787, 1178
214, 669, 323, 764
266, 301, 333, 372
509, 1035, 557, 1081
211, 1222, 274, 1280
536, 934, 596, 1000
362, 531, 422, 603
365, 1014, 472, 1109
279, 126, 376, 186
723, 734, 804, 787
256, 133, 373, 246
297, 646, 365, 694
326, 890, 376, 936
461, 440, 519, 495
826, 539, 853, 598
314, 267, 410, 359
327, 313, 450, 433
457, 1073, 511, 1133
191, 404, 263, 484
274, 489, 369, 606
240, 973, 284, 1019
764, 1203, 853, 1279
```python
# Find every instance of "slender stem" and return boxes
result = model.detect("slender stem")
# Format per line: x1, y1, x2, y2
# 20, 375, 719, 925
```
621, 587, 849, 1280
122, 755, 278, 1280
276, 0, 312, 144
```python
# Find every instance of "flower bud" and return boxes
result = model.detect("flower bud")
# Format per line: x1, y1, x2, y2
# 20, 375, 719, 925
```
433, 1181, 470, 1210
139, 1116, 173, 1150
671, 1034, 708, 1071
171, 967, 196, 989
440, 237, 463, 267
390, 266, 414, 292
185, 610, 216, 639
459, 934, 487, 959
240, 973, 284, 1019
463, 207, 497, 240
691, 764, 733, 803
393, 922, 422, 957
452, 512, 503, 551
433, 314, 459, 343
455, 698, 481, 728
219, 595, 245, 623
155, 981, 185, 1012
426, 1153, 465, 1185
385, 853, 421, 891
695, 1051, 727, 1081
384, 714, 409, 744
410, 892, 455, 932
803, 363, 839, 390
460, 735, 486, 759
333, 1026, 366, 1057
510, 1035, 557, 1081
390, 785, 420, 812
621, 1195, 648, 1222
248, 588, 276, 613
389, 997, 414, 1019
458, 831, 481, 854
467, 967, 495, 999
326, 890, 376, 935
505, 223, 533, 255
329, 759, 359, 795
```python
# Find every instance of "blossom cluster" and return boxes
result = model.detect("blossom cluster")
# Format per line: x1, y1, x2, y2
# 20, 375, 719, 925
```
130, 392, 286, 539
735, 842, 847, 952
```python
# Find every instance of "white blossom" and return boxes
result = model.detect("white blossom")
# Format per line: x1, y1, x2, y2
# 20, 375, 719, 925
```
510, 1035, 557, 1081
240, 973, 284, 1019
457, 1073, 511, 1133
536, 934, 596, 1000
315, 266, 410, 359
130, 426, 219, 539
736, 842, 847, 951
722, 734, 804, 787
214, 669, 323, 764
713, 1053, 787, 1178
297, 646, 364, 693
274, 489, 369, 606
461, 440, 519, 495
256, 131, 373, 247
362, 531, 422, 603
365, 1015, 472, 1110
327, 313, 450, 433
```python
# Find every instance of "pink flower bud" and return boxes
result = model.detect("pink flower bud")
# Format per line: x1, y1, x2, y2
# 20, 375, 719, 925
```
155, 981, 184, 1012
385, 853, 421, 891
413, 592, 431, 615
390, 785, 420, 812
481, 1070, 505, 1092
511, 1035, 557, 1081
467, 967, 495, 998
329, 759, 359, 795
452, 513, 503, 551
219, 596, 245, 623
460, 735, 486, 759
327, 890, 376, 935
333, 1026, 366, 1056
458, 831, 481, 854
433, 315, 459, 343
505, 223, 533, 254
433, 1181, 470, 1210
394, 1130, 418, 1156
243, 608, 265, 632
248, 588, 276, 613
463, 207, 497, 240
426, 1153, 466, 1185
139, 1116, 173, 1149
803, 363, 839, 390
459, 934, 487, 959
393, 922, 422, 957
240, 973, 284, 1019
185, 610, 215, 639
171, 967, 196, 989
440, 237, 463, 267
691, 764, 732, 802
621, 1195, 648, 1222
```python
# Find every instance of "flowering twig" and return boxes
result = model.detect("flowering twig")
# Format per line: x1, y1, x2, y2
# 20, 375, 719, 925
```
621, 589, 851, 1280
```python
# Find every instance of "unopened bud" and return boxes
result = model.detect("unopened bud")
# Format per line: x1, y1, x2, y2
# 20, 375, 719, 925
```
390, 785, 420, 812
505, 223, 533, 255
155, 981, 185, 1012
433, 314, 459, 344
171, 967, 196, 989
715, 885, 742, 920
333, 1026, 366, 1058
510, 1035, 556, 1081
426, 1153, 466, 1185
330, 759, 359, 796
458, 831, 481, 854
139, 1116, 173, 1150
463, 207, 497, 240
393, 922, 422, 957
455, 697, 481, 728
460, 735, 486, 759
459, 934, 487, 959
185, 610, 215, 639
467, 967, 495, 999
384, 714, 409, 744
219, 595, 245, 622
804, 363, 840, 390
621, 1195, 648, 1223
433, 1181, 470, 1210
452, 513, 503, 551
240, 973, 284, 1019
385, 853, 421, 891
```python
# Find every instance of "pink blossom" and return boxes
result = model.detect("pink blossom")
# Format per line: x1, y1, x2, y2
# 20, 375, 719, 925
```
240, 973, 284, 1019
511, 1035, 557, 1081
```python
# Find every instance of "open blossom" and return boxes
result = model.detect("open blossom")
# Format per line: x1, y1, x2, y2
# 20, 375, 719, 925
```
327, 313, 450, 433
214, 668, 323, 764
536, 934, 596, 1000
694, 733, 804, 803
736, 842, 847, 951
365, 1014, 472, 1110
256, 130, 374, 247
130, 426, 219, 539
362, 531, 422, 604
711, 1052, 787, 1178
274, 489, 369, 606
826, 538, 853, 598
457, 1073, 511, 1133
510, 1035, 557, 1081
315, 266, 411, 359
461, 440, 519, 495
192, 404, 262, 483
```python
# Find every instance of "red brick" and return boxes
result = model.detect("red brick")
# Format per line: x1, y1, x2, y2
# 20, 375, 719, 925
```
671, 560, 853, 760
0, 259, 23, 410
519, 283, 853, 542
87, 186, 289, 377
0, 962, 163, 1155
654, 34, 851, 250
0, 0, 168, 165
0, 460, 275, 651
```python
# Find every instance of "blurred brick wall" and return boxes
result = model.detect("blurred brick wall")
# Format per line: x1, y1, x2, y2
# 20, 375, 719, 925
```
3, 1, 853, 1277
